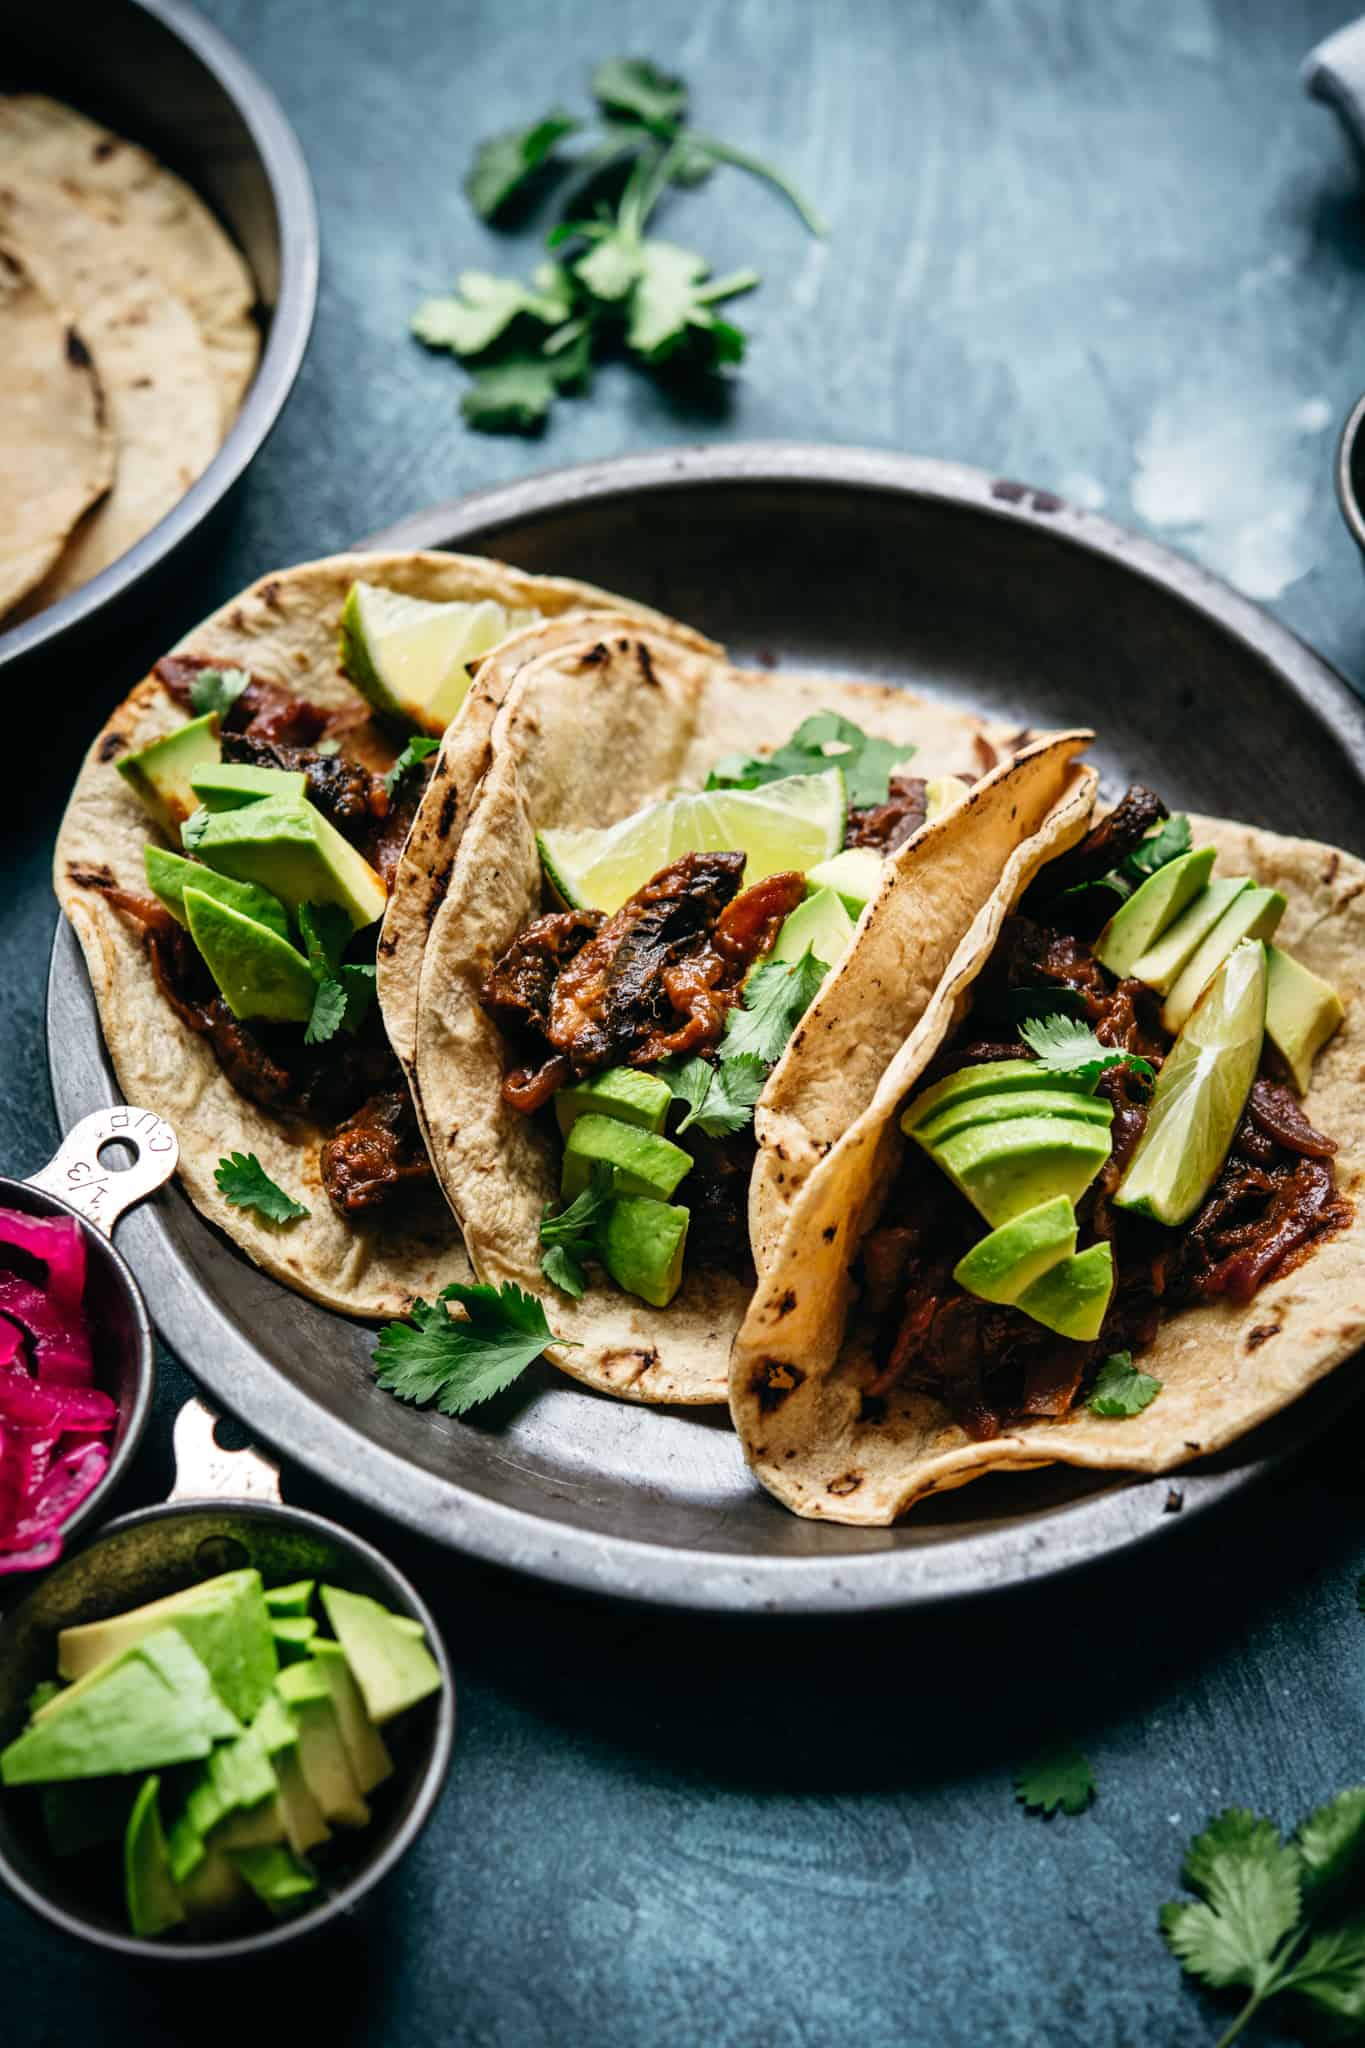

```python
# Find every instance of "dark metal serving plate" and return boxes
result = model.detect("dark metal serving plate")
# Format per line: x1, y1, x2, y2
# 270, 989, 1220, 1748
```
47, 445, 1365, 1612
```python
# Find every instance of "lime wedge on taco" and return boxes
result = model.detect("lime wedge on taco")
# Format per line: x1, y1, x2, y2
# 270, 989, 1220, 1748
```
340, 581, 537, 734
539, 768, 846, 913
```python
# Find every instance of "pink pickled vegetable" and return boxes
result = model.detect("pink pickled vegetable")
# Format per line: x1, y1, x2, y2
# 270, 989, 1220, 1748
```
0, 1208, 85, 1314
0, 1368, 116, 1431
0, 1276, 92, 1385
3, 1443, 108, 1550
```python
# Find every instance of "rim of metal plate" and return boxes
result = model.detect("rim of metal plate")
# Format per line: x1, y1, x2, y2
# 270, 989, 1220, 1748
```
48, 443, 1365, 1613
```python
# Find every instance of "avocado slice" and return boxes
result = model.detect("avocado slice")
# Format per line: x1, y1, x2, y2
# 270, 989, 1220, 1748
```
263, 1580, 316, 1617
310, 1639, 394, 1794
271, 1616, 319, 1663
124, 1777, 186, 1939
1128, 876, 1251, 994
228, 1844, 319, 1917
772, 886, 855, 971
56, 1567, 277, 1725
916, 1086, 1112, 1149
901, 1059, 1094, 1134
1265, 946, 1345, 1094
145, 846, 291, 943
190, 762, 308, 811
1015, 1241, 1115, 1340
252, 1693, 330, 1856
319, 1586, 442, 1726
952, 1195, 1078, 1306
600, 1196, 690, 1307
929, 1116, 1114, 1229
561, 1115, 693, 1202
192, 795, 387, 932
41, 1776, 136, 1858
116, 714, 220, 843
1161, 885, 1285, 1034
3, 1631, 236, 1784
1095, 847, 1217, 979
184, 890, 318, 1025
275, 1662, 370, 1828
180, 1847, 250, 1927
805, 846, 883, 915
554, 1066, 671, 1140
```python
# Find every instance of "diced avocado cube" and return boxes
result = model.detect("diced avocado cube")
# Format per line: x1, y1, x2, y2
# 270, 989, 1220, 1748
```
319, 1586, 442, 1726
805, 846, 883, 915
209, 1723, 277, 1815
1129, 876, 1250, 994
56, 1567, 277, 1725
263, 1580, 316, 1618
1015, 1241, 1115, 1341
600, 1196, 689, 1307
145, 846, 291, 943
554, 1066, 672, 1140
916, 1086, 1112, 1149
901, 1059, 1095, 1134
772, 886, 854, 971
1095, 846, 1218, 979
1161, 886, 1285, 1034
41, 1776, 136, 1858
124, 1777, 185, 1939
190, 762, 308, 811
275, 1661, 370, 1828
212, 1794, 289, 1853
309, 1640, 394, 1794
952, 1196, 1078, 1306
3, 1632, 237, 1785
184, 889, 318, 1025
228, 1844, 319, 1917
116, 715, 220, 843
180, 1847, 250, 1927
390, 1616, 426, 1640
926, 1116, 1114, 1230
561, 1115, 692, 1202
925, 775, 971, 821
1265, 946, 1345, 1095
271, 1616, 319, 1663
192, 795, 387, 932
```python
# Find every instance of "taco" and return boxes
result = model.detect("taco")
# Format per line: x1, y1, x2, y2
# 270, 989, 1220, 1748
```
54, 551, 706, 1318
407, 620, 1080, 1404
731, 783, 1363, 1522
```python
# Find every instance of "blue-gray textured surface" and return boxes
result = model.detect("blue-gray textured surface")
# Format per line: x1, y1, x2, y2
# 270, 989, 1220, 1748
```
7, 1, 1365, 2041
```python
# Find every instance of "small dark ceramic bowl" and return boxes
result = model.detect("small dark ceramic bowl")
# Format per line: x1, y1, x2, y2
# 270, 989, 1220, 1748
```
0, 0, 318, 676
1335, 393, 1365, 567
0, 1411, 456, 1961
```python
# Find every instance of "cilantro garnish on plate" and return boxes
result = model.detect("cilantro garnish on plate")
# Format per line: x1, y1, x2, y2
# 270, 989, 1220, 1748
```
1018, 1013, 1156, 1088
1014, 1738, 1096, 1818
373, 1281, 572, 1415
188, 666, 250, 720
214, 1152, 310, 1224
1087, 1351, 1162, 1417
707, 710, 912, 810
722, 948, 828, 1065
663, 1051, 766, 1138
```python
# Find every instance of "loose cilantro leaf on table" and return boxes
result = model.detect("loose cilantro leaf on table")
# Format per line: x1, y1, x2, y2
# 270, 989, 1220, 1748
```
539, 1163, 615, 1297
1014, 1738, 1095, 1818
664, 1051, 767, 1137
214, 1152, 310, 1224
1087, 1351, 1162, 1417
466, 111, 580, 220
708, 710, 912, 810
383, 735, 440, 798
1018, 1013, 1156, 1088
188, 666, 250, 720
591, 56, 687, 130
373, 1281, 571, 1415
460, 352, 583, 433
722, 949, 828, 1064
625, 241, 756, 364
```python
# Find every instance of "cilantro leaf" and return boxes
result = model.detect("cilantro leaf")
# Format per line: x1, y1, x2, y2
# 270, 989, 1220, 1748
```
1282, 1913, 1365, 2029
460, 354, 560, 433
304, 977, 348, 1047
373, 1281, 570, 1415
383, 735, 440, 798
539, 1163, 614, 1295
188, 666, 250, 719
1161, 1810, 1302, 1995
708, 710, 913, 810
1123, 812, 1192, 882
663, 1052, 767, 1137
340, 962, 378, 1033
298, 901, 351, 982
1014, 1738, 1095, 1817
591, 57, 687, 132
180, 806, 211, 853
465, 111, 579, 220
541, 1242, 588, 1299
722, 949, 828, 1064
1017, 1013, 1156, 1088
625, 241, 757, 363
214, 1152, 310, 1224
575, 229, 643, 301
1295, 1789, 1365, 1918
412, 267, 571, 358
1087, 1351, 1162, 1418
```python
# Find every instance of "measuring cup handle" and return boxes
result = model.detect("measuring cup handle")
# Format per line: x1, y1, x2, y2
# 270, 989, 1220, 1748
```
1305, 19, 1365, 162
26, 1107, 178, 1237
168, 1397, 283, 1505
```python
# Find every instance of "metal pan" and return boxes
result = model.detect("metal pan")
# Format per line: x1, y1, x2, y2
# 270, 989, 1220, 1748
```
46, 444, 1365, 1613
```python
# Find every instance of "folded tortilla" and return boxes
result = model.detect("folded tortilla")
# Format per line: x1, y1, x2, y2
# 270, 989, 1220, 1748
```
408, 624, 1029, 1404
730, 809, 1365, 1521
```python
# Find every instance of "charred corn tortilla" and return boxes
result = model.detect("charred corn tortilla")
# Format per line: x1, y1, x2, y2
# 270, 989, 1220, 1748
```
408, 624, 1041, 1404
730, 812, 1365, 1522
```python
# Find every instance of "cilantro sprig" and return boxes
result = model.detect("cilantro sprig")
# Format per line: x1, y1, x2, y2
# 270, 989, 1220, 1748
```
1014, 1738, 1096, 1818
1087, 1351, 1162, 1417
1163, 1791, 1365, 2044
373, 1281, 572, 1415
1018, 1013, 1156, 1089
663, 1051, 767, 1138
414, 57, 821, 434
708, 710, 912, 811
382, 735, 440, 799
721, 948, 829, 1065
1073, 811, 1194, 908
298, 903, 377, 1047
539, 1163, 615, 1298
188, 666, 249, 720
214, 1152, 310, 1224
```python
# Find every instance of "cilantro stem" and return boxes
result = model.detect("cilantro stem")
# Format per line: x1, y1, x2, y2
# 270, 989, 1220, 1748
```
622, 136, 686, 237
692, 268, 760, 305
1212, 1990, 1265, 2048
684, 134, 826, 235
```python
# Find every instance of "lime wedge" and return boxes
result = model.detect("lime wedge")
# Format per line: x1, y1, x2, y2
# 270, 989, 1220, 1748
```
1115, 938, 1267, 1227
538, 769, 845, 914
339, 581, 538, 735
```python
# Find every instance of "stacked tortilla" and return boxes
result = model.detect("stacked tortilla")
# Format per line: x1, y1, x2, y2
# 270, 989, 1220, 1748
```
0, 93, 259, 626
